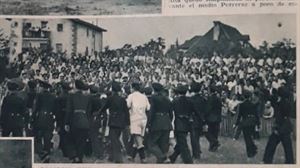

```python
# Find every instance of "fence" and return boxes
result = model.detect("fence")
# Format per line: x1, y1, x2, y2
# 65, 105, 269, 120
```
220, 114, 274, 137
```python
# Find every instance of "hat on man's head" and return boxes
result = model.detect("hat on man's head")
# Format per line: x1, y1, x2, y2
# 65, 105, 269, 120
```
131, 82, 141, 91
152, 83, 163, 93
7, 80, 19, 91
112, 81, 121, 92
61, 82, 72, 91
190, 82, 201, 93
28, 80, 37, 89
39, 80, 52, 89
144, 87, 153, 96
90, 85, 99, 94
243, 90, 252, 99
176, 85, 188, 95
75, 80, 88, 90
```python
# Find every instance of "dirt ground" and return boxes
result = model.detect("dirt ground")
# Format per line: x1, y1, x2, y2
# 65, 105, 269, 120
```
0, 140, 32, 168
35, 136, 296, 164
0, 0, 161, 15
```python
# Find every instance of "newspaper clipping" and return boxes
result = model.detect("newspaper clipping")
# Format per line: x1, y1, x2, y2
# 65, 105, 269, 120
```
0, 0, 298, 168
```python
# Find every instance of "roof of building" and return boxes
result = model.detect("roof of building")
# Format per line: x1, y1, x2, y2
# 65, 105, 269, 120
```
178, 21, 255, 56
70, 19, 107, 32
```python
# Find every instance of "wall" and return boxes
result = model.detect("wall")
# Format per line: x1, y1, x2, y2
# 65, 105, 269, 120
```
75, 23, 103, 55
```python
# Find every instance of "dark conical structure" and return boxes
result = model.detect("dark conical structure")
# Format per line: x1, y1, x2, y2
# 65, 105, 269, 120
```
178, 21, 257, 57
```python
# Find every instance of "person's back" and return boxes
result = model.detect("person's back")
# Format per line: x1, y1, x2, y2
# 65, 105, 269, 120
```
106, 93, 129, 128
66, 91, 91, 129
149, 93, 173, 131
206, 93, 222, 123
127, 91, 149, 122
173, 95, 193, 132
1, 93, 26, 130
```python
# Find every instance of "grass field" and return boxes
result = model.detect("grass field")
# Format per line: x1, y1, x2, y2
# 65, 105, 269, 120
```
0, 0, 161, 15
0, 140, 32, 168
35, 136, 296, 164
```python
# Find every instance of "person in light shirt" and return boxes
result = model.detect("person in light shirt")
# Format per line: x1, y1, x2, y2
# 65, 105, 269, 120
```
127, 82, 150, 163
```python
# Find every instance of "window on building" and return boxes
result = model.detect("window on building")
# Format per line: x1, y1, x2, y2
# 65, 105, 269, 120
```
41, 21, 48, 29
24, 22, 32, 29
57, 24, 63, 32
87, 28, 89, 37
85, 47, 89, 56
13, 22, 18, 28
14, 42, 17, 46
92, 30, 95, 38
56, 43, 63, 53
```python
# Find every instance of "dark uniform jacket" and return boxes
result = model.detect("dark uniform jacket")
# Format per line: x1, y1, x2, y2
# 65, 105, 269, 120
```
274, 98, 292, 134
65, 91, 92, 130
190, 94, 206, 128
101, 93, 129, 129
235, 99, 260, 127
0, 93, 26, 128
205, 94, 222, 123
55, 93, 69, 129
172, 96, 194, 132
26, 90, 37, 109
33, 91, 57, 130
90, 94, 107, 129
148, 93, 173, 131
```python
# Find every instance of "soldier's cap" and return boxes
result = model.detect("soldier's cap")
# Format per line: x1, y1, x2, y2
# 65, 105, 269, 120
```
28, 80, 37, 89
7, 81, 19, 91
131, 82, 141, 91
7, 78, 24, 91
190, 82, 201, 93
39, 80, 52, 89
243, 90, 252, 99
61, 82, 72, 91
75, 80, 89, 90
210, 85, 220, 93
90, 85, 99, 94
278, 86, 289, 98
112, 81, 121, 92
176, 85, 188, 95
144, 86, 153, 95
152, 83, 163, 92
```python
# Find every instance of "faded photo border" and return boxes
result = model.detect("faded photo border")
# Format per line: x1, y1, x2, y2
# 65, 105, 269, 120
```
0, 0, 299, 168
0, 137, 34, 168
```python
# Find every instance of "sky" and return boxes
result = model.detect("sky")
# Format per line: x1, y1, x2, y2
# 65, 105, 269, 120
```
90, 14, 297, 50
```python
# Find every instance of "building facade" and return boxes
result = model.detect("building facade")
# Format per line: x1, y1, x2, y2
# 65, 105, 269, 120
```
4, 18, 106, 59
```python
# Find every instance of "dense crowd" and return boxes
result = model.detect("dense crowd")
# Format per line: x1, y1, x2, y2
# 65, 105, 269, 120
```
0, 39, 296, 164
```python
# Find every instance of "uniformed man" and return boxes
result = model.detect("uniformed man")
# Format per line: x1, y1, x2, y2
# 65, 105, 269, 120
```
101, 82, 130, 163
205, 86, 222, 152
169, 85, 193, 164
234, 91, 259, 158
32, 80, 56, 163
0, 79, 26, 137
64, 80, 92, 163
55, 82, 73, 158
189, 82, 206, 160
127, 82, 150, 163
147, 83, 173, 163
25, 80, 38, 137
263, 86, 294, 164
89, 85, 106, 160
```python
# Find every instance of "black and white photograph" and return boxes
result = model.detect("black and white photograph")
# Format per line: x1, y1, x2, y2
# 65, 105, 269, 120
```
0, 14, 297, 164
0, 0, 162, 15
0, 138, 33, 168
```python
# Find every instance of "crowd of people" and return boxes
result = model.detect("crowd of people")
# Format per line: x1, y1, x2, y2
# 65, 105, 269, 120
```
0, 40, 296, 164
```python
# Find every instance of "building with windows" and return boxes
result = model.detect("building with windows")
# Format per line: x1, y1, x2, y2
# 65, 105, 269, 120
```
3, 18, 106, 59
